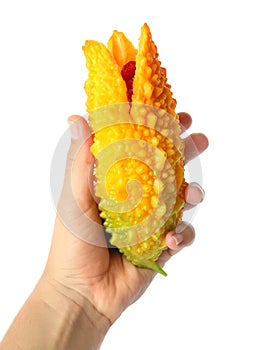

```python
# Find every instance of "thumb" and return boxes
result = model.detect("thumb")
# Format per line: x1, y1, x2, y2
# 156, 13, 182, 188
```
64, 115, 95, 212
57, 115, 106, 247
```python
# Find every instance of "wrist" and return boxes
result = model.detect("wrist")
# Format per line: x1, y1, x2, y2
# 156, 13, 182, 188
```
35, 275, 111, 349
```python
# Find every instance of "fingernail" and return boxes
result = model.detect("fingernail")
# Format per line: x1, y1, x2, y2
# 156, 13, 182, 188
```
187, 182, 205, 205
173, 233, 184, 245
167, 233, 184, 246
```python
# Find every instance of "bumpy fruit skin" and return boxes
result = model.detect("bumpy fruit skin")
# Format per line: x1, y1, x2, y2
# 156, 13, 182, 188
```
83, 40, 128, 111
83, 23, 187, 276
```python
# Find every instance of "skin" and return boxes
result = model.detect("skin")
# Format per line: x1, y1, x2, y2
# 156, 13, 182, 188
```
0, 112, 208, 350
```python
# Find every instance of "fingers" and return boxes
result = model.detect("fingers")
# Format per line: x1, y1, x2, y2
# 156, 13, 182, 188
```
166, 223, 195, 252
184, 133, 209, 163
178, 112, 209, 162
178, 112, 192, 132
184, 182, 205, 210
158, 223, 195, 266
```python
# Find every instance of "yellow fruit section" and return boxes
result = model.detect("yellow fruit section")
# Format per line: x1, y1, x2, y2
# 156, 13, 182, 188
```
83, 24, 187, 276
133, 23, 177, 118
108, 30, 137, 68
83, 40, 128, 111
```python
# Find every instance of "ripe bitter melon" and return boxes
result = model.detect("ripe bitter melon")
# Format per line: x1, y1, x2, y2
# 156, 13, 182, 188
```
83, 23, 187, 276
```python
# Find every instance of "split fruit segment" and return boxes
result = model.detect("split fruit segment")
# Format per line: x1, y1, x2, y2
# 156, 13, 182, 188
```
83, 23, 187, 276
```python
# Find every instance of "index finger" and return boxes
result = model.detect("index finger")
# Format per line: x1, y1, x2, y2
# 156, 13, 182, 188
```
178, 112, 192, 133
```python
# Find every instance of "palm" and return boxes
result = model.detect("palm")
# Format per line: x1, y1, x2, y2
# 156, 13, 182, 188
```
85, 245, 156, 322
52, 206, 155, 323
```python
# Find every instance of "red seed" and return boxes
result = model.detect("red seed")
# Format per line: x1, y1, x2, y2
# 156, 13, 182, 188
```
121, 61, 136, 102
121, 61, 136, 82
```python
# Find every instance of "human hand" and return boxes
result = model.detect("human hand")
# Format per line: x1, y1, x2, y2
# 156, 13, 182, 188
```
0, 112, 208, 350
43, 112, 208, 327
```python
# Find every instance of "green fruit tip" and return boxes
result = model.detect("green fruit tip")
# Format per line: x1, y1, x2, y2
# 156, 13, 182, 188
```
145, 260, 167, 277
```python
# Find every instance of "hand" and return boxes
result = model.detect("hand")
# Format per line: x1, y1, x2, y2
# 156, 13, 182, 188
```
44, 112, 208, 325
0, 112, 208, 350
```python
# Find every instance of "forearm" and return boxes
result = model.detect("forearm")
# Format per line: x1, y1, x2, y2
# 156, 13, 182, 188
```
0, 276, 110, 350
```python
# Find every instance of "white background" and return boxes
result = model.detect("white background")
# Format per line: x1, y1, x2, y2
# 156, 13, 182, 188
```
0, 0, 252, 349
